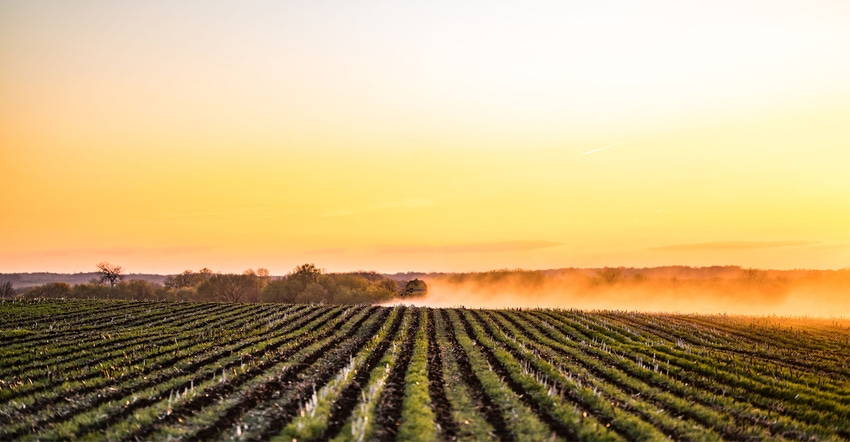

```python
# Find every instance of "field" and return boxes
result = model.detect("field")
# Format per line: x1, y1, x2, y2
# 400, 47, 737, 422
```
1, 300, 849, 441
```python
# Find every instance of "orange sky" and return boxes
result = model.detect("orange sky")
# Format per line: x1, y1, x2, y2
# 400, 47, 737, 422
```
2, 1, 849, 274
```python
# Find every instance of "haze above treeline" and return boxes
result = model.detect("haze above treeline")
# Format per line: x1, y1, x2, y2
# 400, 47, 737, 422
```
1, 265, 843, 289
2, 265, 848, 318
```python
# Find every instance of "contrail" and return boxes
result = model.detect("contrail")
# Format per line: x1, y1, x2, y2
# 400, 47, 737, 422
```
582, 141, 627, 155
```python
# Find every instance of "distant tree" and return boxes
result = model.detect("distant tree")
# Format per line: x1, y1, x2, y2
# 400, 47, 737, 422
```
96, 262, 124, 288
115, 279, 160, 301
377, 278, 400, 296
297, 282, 331, 304
596, 267, 623, 285
446, 269, 546, 288
25, 282, 72, 299
742, 268, 766, 284
164, 270, 197, 289
197, 273, 257, 303
253, 267, 271, 281
319, 272, 397, 304
240, 268, 269, 303
356, 278, 397, 304
0, 280, 13, 298
197, 267, 214, 283
289, 263, 322, 286
164, 267, 216, 291
70, 283, 112, 299
260, 279, 299, 303
261, 265, 401, 305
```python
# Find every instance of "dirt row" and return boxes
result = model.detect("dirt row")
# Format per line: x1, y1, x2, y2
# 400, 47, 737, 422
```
0, 304, 301, 416
318, 308, 407, 439
116, 307, 380, 441
456, 310, 586, 440
0, 303, 276, 399
527, 310, 833, 440
212, 307, 396, 441
373, 307, 422, 441
4, 302, 848, 441
2, 301, 145, 334
425, 308, 460, 440
0, 303, 237, 373
1, 306, 343, 440
437, 309, 512, 440
3, 302, 216, 350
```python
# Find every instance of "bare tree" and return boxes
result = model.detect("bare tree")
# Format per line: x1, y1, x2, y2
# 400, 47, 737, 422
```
596, 267, 623, 285
96, 262, 124, 288
197, 273, 257, 303
742, 267, 766, 283
0, 280, 13, 298
254, 267, 270, 282
197, 267, 214, 283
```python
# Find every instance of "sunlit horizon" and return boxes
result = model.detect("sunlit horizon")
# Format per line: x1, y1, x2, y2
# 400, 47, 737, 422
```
2, 1, 849, 276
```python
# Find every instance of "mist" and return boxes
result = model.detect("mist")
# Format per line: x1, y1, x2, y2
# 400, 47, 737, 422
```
388, 267, 850, 318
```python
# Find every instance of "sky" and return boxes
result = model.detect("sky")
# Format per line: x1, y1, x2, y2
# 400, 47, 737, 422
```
1, 0, 849, 275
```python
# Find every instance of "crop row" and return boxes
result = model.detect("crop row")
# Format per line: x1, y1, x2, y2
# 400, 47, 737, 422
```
1, 299, 848, 441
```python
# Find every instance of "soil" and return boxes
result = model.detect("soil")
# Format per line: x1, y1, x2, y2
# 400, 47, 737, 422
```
320, 307, 407, 439
117, 307, 377, 442
456, 310, 580, 440
252, 307, 397, 440
372, 307, 421, 441
438, 309, 513, 441
4, 306, 328, 439
425, 308, 460, 440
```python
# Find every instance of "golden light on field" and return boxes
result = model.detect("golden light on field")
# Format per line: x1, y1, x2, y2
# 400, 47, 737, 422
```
2, 1, 849, 274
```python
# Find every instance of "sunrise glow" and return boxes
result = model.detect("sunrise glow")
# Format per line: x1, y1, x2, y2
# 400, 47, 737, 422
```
2, 0, 849, 274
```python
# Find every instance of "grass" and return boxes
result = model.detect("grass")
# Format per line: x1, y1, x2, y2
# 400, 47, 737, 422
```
397, 308, 436, 441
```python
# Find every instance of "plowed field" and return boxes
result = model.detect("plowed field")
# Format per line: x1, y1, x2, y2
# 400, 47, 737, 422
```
2, 300, 848, 441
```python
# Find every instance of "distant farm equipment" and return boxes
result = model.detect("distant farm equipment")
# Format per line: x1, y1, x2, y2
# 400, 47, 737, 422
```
400, 278, 427, 298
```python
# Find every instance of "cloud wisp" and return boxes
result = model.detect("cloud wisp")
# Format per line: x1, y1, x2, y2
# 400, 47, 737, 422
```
582, 141, 627, 155
372, 198, 434, 210
316, 198, 434, 218
151, 207, 296, 221
305, 247, 347, 255
651, 240, 818, 252
26, 246, 212, 258
380, 240, 562, 254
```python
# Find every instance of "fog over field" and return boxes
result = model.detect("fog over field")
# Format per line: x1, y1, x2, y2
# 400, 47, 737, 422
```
5, 266, 848, 317
390, 267, 850, 317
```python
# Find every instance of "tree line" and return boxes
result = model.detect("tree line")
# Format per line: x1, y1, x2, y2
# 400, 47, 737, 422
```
10, 263, 403, 304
